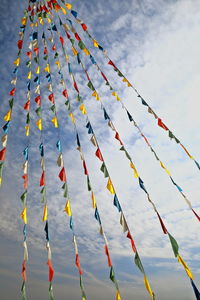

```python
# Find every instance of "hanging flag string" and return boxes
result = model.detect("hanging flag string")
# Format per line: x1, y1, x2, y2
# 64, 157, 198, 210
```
56, 18, 200, 223
56, 0, 200, 173
52, 7, 200, 297
0, 4, 30, 188
43, 16, 122, 299
55, 11, 200, 298
20, 4, 38, 299
38, 12, 87, 299
46, 12, 155, 299
32, 5, 55, 299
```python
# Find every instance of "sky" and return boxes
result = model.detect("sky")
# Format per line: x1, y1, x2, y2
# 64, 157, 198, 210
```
0, 0, 200, 299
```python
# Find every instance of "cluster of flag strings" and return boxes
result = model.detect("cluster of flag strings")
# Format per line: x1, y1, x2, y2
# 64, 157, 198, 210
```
0, 0, 200, 299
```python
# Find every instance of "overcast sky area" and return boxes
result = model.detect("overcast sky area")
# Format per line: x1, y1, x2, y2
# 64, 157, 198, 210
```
0, 0, 200, 299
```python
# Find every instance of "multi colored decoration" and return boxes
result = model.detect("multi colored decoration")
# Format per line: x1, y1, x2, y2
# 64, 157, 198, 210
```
0, 1, 199, 300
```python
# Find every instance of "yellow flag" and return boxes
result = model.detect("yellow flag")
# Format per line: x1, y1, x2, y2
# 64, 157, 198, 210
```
36, 66, 40, 74
51, 116, 58, 128
25, 125, 30, 136
55, 61, 61, 69
83, 48, 90, 56
13, 58, 20, 66
44, 64, 50, 73
79, 104, 87, 114
47, 17, 51, 23
93, 40, 99, 48
38, 17, 44, 25
64, 200, 72, 216
0, 177, 2, 186
27, 71, 32, 79
61, 7, 67, 14
160, 162, 171, 176
107, 178, 115, 194
21, 207, 27, 224
112, 91, 117, 97
4, 110, 11, 122
130, 162, 139, 178
72, 47, 78, 56
65, 3, 72, 9
116, 290, 121, 300
178, 255, 193, 279
65, 55, 69, 62
92, 91, 100, 101
91, 192, 96, 209
69, 112, 75, 123
36, 119, 42, 131
144, 275, 154, 299
43, 204, 48, 222
21, 17, 27, 25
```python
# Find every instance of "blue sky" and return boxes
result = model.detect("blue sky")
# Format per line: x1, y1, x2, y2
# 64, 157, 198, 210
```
0, 0, 200, 299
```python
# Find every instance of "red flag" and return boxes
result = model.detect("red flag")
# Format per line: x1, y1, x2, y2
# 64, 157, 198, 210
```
66, 32, 71, 39
74, 33, 81, 41
59, 36, 64, 46
75, 254, 83, 275
81, 23, 87, 31
84, 69, 90, 81
108, 60, 117, 69
74, 81, 79, 93
115, 132, 123, 145
9, 88, 16, 96
47, 259, 54, 282
48, 93, 54, 104
156, 212, 168, 234
95, 148, 103, 161
22, 174, 28, 189
26, 51, 32, 59
31, 9, 35, 16
55, 4, 61, 10
59, 167, 66, 182
62, 89, 68, 98
0, 148, 6, 161
83, 160, 88, 175
105, 245, 112, 267
47, 1, 52, 9
34, 47, 39, 56
22, 260, 27, 281
35, 95, 41, 105
157, 118, 168, 131
192, 209, 200, 222
44, 47, 48, 55
101, 72, 108, 82
28, 5, 31, 11
24, 100, 30, 111
127, 231, 137, 253
52, 44, 56, 51
17, 40, 23, 50
40, 171, 45, 186
141, 133, 150, 146
43, 5, 49, 13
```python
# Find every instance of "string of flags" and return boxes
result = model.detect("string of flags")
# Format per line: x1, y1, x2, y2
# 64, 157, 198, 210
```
63, 0, 200, 172
48, 11, 198, 298
0, 0, 199, 299
57, 15, 200, 222
41, 19, 87, 299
